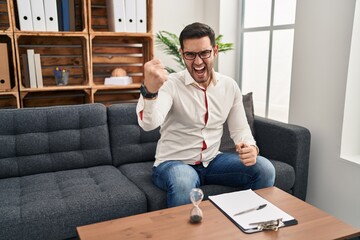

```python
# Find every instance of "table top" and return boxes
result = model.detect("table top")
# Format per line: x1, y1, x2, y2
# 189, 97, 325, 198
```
77, 187, 360, 240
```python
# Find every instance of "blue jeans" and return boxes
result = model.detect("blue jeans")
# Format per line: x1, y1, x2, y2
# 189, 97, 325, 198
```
152, 153, 275, 207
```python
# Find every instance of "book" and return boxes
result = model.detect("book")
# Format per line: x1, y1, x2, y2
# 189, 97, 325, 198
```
21, 54, 31, 88
34, 54, 43, 88
104, 76, 133, 86
26, 49, 37, 88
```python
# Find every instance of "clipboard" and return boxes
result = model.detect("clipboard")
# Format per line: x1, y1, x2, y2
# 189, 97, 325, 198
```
208, 189, 298, 233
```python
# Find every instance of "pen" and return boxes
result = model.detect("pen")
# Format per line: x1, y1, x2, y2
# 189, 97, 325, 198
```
233, 203, 267, 216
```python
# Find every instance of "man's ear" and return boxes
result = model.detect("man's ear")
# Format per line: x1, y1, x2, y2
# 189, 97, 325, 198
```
213, 44, 219, 57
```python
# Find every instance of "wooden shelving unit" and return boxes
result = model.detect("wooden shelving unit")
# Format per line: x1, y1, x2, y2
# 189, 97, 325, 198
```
0, 0, 153, 108
0, 1, 19, 108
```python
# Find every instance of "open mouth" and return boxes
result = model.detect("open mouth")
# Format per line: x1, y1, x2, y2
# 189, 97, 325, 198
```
194, 66, 206, 77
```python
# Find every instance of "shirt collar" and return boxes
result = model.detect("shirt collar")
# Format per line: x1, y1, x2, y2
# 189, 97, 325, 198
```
184, 69, 219, 88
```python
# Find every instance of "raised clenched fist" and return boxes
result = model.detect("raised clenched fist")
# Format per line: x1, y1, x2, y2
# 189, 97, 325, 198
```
143, 59, 169, 93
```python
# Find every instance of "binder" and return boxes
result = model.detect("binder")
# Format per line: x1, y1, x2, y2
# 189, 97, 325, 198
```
62, 0, 70, 31
56, 0, 64, 31
34, 54, 43, 88
0, 43, 11, 90
43, 0, 59, 31
26, 49, 37, 88
106, 0, 126, 32
208, 189, 298, 233
68, 0, 76, 31
125, 0, 137, 32
30, 0, 47, 31
16, 0, 34, 31
136, 0, 147, 33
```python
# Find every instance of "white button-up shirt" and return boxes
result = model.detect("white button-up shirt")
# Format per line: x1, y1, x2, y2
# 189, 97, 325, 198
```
136, 69, 255, 167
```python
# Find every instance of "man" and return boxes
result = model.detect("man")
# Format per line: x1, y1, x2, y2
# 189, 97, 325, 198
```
137, 22, 275, 208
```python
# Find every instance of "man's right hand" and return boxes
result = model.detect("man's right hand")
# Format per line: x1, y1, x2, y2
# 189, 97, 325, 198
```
143, 59, 169, 93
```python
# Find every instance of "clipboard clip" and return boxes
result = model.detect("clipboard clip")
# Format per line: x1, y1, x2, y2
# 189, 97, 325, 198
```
249, 218, 284, 231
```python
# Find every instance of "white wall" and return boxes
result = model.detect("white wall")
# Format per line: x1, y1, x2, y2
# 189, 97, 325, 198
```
153, 0, 238, 78
290, 0, 360, 228
153, 0, 205, 72
153, 0, 360, 228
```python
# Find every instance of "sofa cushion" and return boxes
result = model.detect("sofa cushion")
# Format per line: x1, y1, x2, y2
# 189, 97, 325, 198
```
119, 159, 294, 212
0, 165, 147, 240
107, 103, 160, 166
120, 162, 298, 212
270, 159, 295, 192
0, 104, 112, 179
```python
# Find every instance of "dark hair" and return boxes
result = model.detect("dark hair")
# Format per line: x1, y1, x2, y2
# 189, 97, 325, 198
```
179, 22, 216, 50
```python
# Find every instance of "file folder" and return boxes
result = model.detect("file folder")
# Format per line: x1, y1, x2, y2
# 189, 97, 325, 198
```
0, 43, 11, 90
62, 0, 70, 31
34, 54, 43, 88
68, 0, 76, 31
16, 0, 34, 31
136, 0, 147, 33
26, 49, 37, 88
43, 0, 59, 31
106, 0, 126, 32
209, 189, 298, 233
125, 0, 137, 32
30, 0, 47, 31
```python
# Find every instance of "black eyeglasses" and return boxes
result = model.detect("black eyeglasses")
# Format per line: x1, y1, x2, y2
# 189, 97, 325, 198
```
183, 49, 212, 60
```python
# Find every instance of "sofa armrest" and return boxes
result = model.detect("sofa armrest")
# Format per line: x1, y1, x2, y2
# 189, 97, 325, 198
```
254, 116, 311, 201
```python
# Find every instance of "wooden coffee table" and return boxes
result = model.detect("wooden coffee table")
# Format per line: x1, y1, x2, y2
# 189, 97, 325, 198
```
77, 187, 360, 240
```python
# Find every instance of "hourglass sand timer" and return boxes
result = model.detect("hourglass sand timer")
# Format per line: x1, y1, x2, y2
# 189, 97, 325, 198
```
189, 188, 204, 223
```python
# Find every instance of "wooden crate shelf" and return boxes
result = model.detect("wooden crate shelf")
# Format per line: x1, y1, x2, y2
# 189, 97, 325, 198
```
20, 89, 92, 108
90, 34, 153, 87
0, 0, 11, 32
15, 33, 90, 89
88, 0, 153, 33
92, 88, 140, 106
12, 0, 87, 33
0, 91, 19, 108
0, 0, 153, 108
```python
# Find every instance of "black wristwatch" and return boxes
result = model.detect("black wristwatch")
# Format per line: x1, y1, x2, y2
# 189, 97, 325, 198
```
140, 83, 158, 99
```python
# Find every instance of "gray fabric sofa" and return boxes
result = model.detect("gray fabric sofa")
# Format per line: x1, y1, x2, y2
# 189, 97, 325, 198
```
0, 103, 310, 240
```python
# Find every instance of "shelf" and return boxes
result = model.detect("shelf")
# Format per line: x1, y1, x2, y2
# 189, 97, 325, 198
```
88, 0, 153, 33
0, 0, 153, 108
0, 91, 20, 108
15, 34, 90, 89
92, 83, 141, 90
93, 88, 140, 106
20, 89, 92, 108
12, 0, 88, 33
0, 0, 11, 32
90, 34, 153, 86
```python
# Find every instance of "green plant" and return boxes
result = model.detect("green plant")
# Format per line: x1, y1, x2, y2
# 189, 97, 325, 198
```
155, 30, 234, 73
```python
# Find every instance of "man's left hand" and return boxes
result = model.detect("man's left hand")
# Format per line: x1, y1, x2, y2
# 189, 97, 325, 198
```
235, 143, 258, 166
